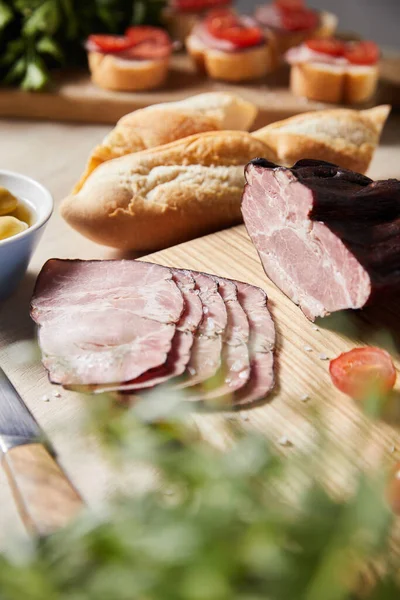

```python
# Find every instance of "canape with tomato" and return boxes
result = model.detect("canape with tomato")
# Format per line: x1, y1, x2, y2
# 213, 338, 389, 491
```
285, 38, 380, 104
186, 8, 275, 82
86, 27, 173, 92
163, 0, 233, 44
254, 0, 338, 58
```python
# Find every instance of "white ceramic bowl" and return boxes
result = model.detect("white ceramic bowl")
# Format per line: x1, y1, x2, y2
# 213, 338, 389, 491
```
0, 170, 53, 301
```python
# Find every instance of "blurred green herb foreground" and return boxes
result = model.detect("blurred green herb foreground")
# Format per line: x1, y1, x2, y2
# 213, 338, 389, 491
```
0, 392, 399, 600
0, 0, 166, 90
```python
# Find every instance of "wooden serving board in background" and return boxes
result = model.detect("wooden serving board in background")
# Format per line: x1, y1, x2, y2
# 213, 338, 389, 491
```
0, 53, 399, 127
0, 114, 400, 541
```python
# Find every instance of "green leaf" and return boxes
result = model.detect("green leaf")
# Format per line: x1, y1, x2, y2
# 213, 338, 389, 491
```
0, 0, 13, 30
36, 36, 64, 62
23, 0, 61, 36
21, 57, 49, 90
0, 39, 25, 67
3, 57, 26, 84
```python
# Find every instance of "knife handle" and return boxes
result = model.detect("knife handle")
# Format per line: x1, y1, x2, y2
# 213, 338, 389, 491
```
2, 443, 83, 537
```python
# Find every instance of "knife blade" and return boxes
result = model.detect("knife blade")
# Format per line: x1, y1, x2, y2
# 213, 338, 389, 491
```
0, 368, 83, 536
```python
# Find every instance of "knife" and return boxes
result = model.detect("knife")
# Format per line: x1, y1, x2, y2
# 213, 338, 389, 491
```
0, 368, 83, 537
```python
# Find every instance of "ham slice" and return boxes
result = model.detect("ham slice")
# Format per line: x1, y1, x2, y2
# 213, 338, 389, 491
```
177, 272, 228, 389
242, 159, 400, 321
195, 277, 251, 401
97, 270, 203, 393
31, 260, 184, 386
234, 283, 276, 406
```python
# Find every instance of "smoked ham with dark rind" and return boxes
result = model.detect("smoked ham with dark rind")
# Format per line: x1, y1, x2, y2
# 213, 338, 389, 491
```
242, 159, 400, 321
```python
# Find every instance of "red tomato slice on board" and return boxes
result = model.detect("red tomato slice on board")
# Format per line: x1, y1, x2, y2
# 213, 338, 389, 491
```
124, 27, 172, 59
87, 35, 135, 53
174, 0, 231, 12
206, 9, 264, 48
329, 347, 397, 399
279, 7, 319, 31
344, 41, 379, 65
306, 38, 345, 57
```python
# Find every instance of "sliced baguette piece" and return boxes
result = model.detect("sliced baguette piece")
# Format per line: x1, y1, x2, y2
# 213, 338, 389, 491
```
265, 11, 338, 58
162, 7, 200, 44
290, 63, 345, 104
62, 131, 271, 251
290, 62, 379, 104
253, 104, 391, 174
74, 92, 258, 193
186, 35, 276, 81
88, 52, 169, 92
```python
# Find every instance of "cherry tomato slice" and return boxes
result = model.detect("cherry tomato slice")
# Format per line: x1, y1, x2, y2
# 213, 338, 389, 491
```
280, 7, 319, 31
124, 27, 172, 59
174, 0, 231, 12
329, 347, 397, 399
87, 35, 134, 54
125, 26, 171, 46
206, 9, 264, 48
306, 38, 345, 57
344, 41, 379, 65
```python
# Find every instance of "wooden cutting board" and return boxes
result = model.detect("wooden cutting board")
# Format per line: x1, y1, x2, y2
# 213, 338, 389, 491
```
0, 53, 399, 127
0, 116, 400, 540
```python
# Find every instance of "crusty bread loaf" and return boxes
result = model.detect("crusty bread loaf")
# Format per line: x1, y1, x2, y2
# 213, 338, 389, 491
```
88, 52, 169, 92
63, 106, 390, 252
290, 62, 379, 104
253, 105, 390, 174
186, 36, 276, 81
74, 92, 258, 193
62, 132, 271, 251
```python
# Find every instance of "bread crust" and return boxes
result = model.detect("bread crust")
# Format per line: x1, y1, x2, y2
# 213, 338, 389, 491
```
62, 131, 270, 251
73, 92, 258, 193
187, 37, 275, 81
162, 8, 200, 43
253, 105, 391, 174
88, 52, 169, 91
290, 62, 379, 104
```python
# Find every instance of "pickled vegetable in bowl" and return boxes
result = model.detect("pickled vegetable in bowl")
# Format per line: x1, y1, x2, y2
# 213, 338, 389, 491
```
0, 186, 33, 240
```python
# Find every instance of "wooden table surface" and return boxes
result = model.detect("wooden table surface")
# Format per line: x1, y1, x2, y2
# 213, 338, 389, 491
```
0, 113, 400, 542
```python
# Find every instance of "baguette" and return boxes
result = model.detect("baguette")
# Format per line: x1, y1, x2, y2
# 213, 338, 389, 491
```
62, 106, 390, 252
88, 52, 169, 92
253, 105, 390, 174
74, 92, 258, 193
62, 132, 271, 251
290, 62, 379, 104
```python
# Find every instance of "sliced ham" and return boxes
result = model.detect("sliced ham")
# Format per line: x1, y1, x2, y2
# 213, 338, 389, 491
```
234, 283, 275, 406
176, 272, 228, 389
31, 260, 184, 386
97, 270, 203, 393
195, 277, 251, 401
242, 159, 400, 321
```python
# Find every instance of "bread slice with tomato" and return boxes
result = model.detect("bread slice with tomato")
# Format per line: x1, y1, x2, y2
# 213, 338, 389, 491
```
286, 39, 380, 104
254, 0, 338, 58
186, 8, 276, 82
163, 0, 233, 44
86, 27, 172, 92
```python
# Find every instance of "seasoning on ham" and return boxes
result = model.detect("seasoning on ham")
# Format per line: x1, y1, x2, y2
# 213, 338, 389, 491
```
31, 260, 184, 386
242, 158, 400, 321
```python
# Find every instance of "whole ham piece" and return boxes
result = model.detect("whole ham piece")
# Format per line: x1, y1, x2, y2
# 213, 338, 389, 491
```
242, 159, 400, 321
31, 259, 276, 408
